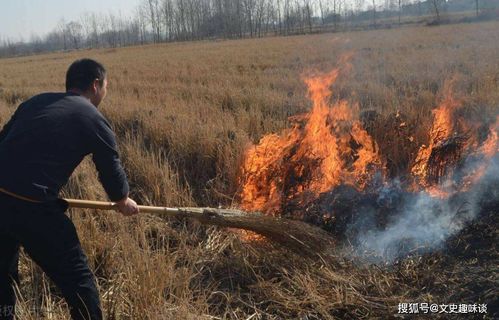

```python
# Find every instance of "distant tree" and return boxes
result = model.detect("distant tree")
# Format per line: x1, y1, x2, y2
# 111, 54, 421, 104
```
243, 0, 256, 37
353, 0, 363, 15
334, 0, 340, 29
255, 0, 265, 36
337, 0, 343, 27
4, 0, 492, 59
57, 19, 68, 50
318, 0, 330, 25
398, 0, 402, 24
161, 0, 174, 41
147, 0, 162, 42
431, 0, 440, 22
284, 0, 291, 34
107, 14, 120, 47
29, 34, 44, 53
79, 13, 92, 47
275, 0, 282, 34
136, 3, 149, 44
303, 0, 313, 32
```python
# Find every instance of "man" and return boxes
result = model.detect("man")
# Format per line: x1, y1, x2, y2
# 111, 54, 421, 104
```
0, 59, 139, 320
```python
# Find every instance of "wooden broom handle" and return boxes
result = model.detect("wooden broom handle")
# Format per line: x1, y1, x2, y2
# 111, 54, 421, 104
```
63, 198, 247, 220
64, 198, 182, 215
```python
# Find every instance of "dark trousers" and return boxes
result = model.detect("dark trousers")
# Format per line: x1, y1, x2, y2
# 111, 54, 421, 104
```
0, 193, 102, 320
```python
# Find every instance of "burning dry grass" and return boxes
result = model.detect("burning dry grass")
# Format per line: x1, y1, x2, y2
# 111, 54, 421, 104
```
0, 21, 498, 319
239, 62, 385, 215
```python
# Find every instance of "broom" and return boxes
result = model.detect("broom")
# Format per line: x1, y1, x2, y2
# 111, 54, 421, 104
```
65, 198, 335, 255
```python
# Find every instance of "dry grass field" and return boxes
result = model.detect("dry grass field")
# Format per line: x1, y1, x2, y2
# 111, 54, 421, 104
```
0, 21, 498, 319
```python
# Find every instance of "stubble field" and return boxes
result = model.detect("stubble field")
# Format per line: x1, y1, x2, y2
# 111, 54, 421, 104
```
0, 21, 498, 319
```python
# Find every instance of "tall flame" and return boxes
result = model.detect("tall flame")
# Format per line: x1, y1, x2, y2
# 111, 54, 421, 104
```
480, 116, 499, 157
411, 80, 498, 197
411, 80, 462, 189
459, 115, 499, 190
239, 67, 383, 214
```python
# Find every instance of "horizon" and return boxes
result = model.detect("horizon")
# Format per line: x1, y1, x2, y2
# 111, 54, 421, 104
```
0, 0, 138, 42
0, 0, 495, 46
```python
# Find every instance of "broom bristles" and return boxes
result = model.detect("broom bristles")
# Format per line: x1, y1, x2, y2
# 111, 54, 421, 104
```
182, 207, 336, 255
65, 199, 335, 256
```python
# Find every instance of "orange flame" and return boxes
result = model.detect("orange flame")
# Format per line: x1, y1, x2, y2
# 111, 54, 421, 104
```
239, 66, 383, 214
459, 115, 499, 190
411, 80, 462, 190
479, 116, 499, 157
411, 80, 498, 197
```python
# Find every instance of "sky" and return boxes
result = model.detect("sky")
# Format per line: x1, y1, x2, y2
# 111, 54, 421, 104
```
0, 0, 139, 41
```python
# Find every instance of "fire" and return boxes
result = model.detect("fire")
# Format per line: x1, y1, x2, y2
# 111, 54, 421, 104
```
411, 81, 498, 196
234, 57, 498, 254
480, 116, 499, 157
239, 66, 383, 214
237, 53, 498, 241
411, 80, 464, 190
458, 115, 499, 190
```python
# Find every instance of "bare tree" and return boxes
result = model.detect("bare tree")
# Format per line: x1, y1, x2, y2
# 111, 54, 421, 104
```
337, 0, 343, 29
303, 0, 313, 32
398, 0, 402, 24
161, 0, 174, 41
79, 13, 93, 47
57, 19, 68, 50
147, 0, 162, 42
136, 4, 149, 44
4, 0, 472, 58
284, 0, 291, 34
66, 21, 83, 49
108, 13, 120, 47
243, 0, 256, 37
275, 0, 282, 34
333, 0, 338, 30
317, 0, 329, 25
90, 13, 101, 46
175, 0, 190, 40
431, 0, 440, 22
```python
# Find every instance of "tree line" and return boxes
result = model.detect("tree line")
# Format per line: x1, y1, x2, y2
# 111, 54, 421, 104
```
0, 0, 496, 57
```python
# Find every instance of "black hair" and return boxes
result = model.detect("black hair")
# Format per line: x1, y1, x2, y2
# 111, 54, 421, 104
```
65, 59, 106, 91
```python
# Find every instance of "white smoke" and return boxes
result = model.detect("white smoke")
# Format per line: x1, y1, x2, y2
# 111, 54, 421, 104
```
354, 154, 499, 263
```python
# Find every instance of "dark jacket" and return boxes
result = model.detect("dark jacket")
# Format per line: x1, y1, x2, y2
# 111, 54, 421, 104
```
0, 92, 129, 202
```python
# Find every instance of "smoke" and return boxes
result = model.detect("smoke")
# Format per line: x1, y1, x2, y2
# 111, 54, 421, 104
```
353, 154, 499, 263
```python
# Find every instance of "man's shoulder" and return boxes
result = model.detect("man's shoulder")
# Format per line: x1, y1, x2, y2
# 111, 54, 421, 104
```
68, 98, 108, 127
24, 92, 105, 122
23, 92, 64, 105
47, 93, 101, 117
60, 93, 94, 109
23, 92, 86, 109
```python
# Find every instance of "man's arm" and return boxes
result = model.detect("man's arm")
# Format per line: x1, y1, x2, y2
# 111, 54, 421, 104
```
89, 114, 138, 215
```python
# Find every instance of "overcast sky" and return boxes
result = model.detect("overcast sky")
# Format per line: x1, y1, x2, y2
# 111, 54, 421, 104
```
0, 0, 139, 41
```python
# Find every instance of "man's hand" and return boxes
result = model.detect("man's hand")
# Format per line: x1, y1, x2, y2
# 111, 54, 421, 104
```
115, 196, 139, 216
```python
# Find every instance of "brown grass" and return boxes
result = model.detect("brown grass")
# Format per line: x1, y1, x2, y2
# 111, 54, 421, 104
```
0, 21, 498, 319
